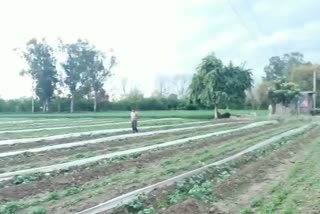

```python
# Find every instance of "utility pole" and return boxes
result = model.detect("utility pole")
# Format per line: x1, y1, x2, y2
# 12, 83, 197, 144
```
313, 70, 317, 109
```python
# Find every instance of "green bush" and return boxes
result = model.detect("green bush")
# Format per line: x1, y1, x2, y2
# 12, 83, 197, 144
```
240, 208, 254, 214
46, 192, 60, 201
251, 196, 264, 208
0, 94, 253, 113
1, 202, 21, 214
63, 187, 83, 196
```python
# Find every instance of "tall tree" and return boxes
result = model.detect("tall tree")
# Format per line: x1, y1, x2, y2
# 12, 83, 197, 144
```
120, 77, 129, 98
84, 47, 116, 112
60, 39, 92, 113
155, 75, 171, 97
18, 70, 36, 113
256, 81, 273, 109
190, 53, 225, 118
53, 70, 65, 112
128, 86, 144, 99
290, 64, 320, 91
263, 52, 308, 81
190, 53, 252, 118
19, 38, 58, 112
224, 62, 253, 109
172, 74, 192, 99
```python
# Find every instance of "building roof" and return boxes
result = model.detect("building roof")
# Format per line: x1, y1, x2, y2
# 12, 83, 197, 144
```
300, 91, 316, 95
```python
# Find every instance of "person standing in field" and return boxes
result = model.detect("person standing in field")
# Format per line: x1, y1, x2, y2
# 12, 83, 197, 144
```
131, 108, 139, 133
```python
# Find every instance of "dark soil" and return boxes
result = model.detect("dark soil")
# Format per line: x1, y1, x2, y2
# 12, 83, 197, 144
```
160, 199, 228, 214
161, 198, 206, 214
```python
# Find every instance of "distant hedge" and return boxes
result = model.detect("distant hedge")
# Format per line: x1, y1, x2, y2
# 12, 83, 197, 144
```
0, 96, 251, 113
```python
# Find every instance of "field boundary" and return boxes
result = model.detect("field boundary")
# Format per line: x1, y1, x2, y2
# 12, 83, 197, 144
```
0, 121, 275, 181
76, 123, 311, 214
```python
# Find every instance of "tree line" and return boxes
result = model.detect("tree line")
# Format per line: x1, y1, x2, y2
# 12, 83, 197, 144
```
17, 38, 115, 113
189, 53, 253, 117
2, 43, 255, 113
246, 52, 320, 112
2, 38, 317, 114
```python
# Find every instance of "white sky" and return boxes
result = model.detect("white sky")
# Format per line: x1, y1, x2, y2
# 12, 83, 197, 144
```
0, 0, 319, 99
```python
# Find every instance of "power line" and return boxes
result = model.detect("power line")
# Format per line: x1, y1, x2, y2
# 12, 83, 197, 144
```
227, 0, 257, 41
243, 0, 265, 35
227, 0, 281, 66
226, 0, 279, 81
242, 0, 280, 55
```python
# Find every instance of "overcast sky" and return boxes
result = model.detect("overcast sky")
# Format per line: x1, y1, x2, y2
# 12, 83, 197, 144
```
0, 0, 319, 99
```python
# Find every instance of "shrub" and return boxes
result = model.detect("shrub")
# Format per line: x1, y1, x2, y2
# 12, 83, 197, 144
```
46, 192, 60, 201
1, 202, 21, 214
251, 196, 264, 208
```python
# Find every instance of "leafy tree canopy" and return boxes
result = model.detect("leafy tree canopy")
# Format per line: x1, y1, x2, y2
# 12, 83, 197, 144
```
290, 64, 320, 91
268, 78, 300, 107
190, 53, 253, 118
263, 52, 310, 81
20, 38, 58, 112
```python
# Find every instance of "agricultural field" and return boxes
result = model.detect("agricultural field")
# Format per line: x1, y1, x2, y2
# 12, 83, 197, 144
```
0, 109, 268, 120
0, 114, 319, 214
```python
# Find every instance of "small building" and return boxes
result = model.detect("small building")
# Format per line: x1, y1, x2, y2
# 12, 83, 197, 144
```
274, 91, 315, 115
297, 91, 315, 115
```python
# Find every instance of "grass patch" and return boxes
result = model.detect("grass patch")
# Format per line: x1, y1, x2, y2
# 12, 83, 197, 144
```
63, 186, 83, 196
251, 196, 264, 208
269, 182, 282, 194
12, 173, 45, 185
1, 202, 22, 214
240, 208, 254, 214
46, 192, 61, 201
64, 197, 86, 207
